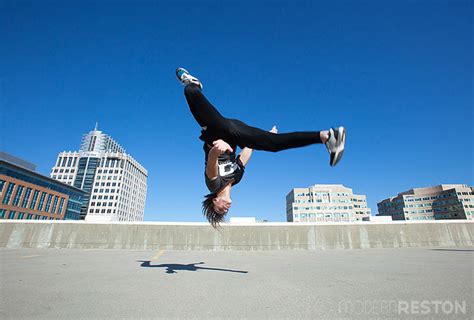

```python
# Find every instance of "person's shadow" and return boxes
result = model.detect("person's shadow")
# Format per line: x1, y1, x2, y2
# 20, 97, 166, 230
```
137, 260, 248, 274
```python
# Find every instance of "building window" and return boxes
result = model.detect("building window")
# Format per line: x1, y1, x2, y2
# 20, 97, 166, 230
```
58, 198, 65, 214
18, 212, 25, 219
44, 194, 53, 212
12, 185, 24, 206
38, 192, 46, 211
0, 179, 5, 194
8, 211, 16, 219
89, 136, 97, 151
21, 188, 32, 208
51, 196, 59, 214
0, 209, 5, 218
30, 190, 40, 210
27, 214, 33, 220
2, 183, 16, 205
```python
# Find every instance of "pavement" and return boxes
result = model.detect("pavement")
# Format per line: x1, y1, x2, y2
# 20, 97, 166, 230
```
0, 247, 473, 319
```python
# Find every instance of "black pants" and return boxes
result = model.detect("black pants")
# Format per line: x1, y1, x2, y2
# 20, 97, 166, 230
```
184, 84, 322, 152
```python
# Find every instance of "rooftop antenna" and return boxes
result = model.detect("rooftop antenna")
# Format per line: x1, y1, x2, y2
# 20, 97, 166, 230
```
94, 121, 99, 131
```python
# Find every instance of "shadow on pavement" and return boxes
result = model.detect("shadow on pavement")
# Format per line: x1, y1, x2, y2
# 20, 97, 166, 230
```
137, 260, 249, 274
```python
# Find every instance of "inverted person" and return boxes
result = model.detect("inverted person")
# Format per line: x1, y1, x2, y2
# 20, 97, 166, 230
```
176, 68, 346, 228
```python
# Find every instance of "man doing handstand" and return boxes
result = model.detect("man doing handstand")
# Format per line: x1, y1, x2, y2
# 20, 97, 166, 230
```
176, 68, 346, 228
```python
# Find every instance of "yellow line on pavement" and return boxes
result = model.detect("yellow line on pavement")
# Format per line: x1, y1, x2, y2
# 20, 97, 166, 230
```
151, 250, 165, 261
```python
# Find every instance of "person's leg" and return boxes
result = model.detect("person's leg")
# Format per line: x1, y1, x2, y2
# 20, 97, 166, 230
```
229, 119, 324, 152
184, 84, 229, 130
177, 68, 344, 165
231, 119, 346, 166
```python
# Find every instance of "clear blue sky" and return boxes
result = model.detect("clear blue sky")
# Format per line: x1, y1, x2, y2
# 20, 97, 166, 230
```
1, 0, 472, 222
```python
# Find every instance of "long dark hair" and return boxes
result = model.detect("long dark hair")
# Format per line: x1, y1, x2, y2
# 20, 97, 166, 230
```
202, 193, 226, 229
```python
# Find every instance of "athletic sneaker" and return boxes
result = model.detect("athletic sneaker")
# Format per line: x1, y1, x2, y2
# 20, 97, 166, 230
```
325, 126, 346, 167
176, 67, 203, 89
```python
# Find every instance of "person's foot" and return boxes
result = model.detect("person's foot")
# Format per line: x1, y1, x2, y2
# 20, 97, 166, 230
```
325, 126, 346, 166
176, 67, 203, 89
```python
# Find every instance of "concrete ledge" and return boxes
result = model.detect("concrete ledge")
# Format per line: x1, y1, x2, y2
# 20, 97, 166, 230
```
0, 220, 473, 250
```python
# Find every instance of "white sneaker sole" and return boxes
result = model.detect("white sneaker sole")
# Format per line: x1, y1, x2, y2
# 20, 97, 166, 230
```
329, 127, 346, 167
176, 68, 202, 89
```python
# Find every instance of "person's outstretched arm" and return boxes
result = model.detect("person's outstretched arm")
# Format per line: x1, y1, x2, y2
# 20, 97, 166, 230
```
206, 140, 234, 180
238, 126, 278, 166
238, 147, 253, 167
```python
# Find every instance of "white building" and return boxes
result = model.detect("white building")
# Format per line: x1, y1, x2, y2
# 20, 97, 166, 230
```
286, 184, 371, 222
377, 184, 473, 221
51, 125, 148, 222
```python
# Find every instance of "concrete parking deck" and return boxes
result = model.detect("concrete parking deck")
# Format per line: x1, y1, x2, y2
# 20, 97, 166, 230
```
1, 247, 472, 319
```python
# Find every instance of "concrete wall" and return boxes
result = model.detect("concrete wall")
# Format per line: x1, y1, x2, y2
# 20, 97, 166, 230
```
0, 220, 473, 250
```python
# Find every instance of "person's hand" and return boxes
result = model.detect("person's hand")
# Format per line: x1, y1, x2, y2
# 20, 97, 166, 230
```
211, 139, 233, 155
270, 125, 278, 134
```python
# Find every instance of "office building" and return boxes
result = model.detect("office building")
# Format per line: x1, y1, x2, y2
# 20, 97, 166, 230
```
286, 184, 371, 222
377, 184, 474, 221
0, 152, 36, 171
0, 154, 86, 220
51, 126, 148, 222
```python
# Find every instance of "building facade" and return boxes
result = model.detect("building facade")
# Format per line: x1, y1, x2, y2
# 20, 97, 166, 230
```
50, 126, 148, 222
286, 184, 371, 222
377, 184, 474, 221
0, 157, 86, 220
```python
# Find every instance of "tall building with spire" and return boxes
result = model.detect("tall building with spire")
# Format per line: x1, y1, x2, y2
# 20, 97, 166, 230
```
50, 126, 148, 222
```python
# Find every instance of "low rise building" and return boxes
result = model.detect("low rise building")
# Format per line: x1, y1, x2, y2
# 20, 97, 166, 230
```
377, 184, 473, 221
286, 184, 371, 222
0, 155, 86, 220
